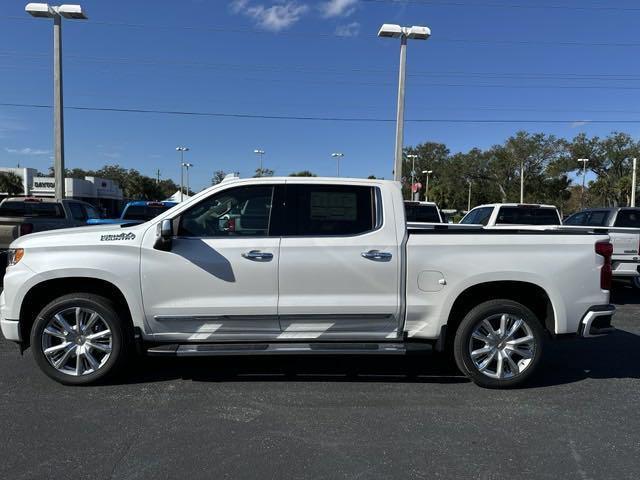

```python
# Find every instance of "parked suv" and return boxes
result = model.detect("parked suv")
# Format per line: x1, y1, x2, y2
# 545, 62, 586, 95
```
460, 203, 561, 227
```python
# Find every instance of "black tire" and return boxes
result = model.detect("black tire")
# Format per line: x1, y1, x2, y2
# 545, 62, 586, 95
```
453, 299, 545, 389
30, 293, 130, 385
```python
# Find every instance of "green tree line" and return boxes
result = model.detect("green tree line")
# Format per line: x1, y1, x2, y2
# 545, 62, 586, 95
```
402, 131, 640, 214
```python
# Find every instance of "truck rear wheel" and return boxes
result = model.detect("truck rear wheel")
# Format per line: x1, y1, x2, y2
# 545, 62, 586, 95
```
453, 299, 545, 389
30, 293, 130, 385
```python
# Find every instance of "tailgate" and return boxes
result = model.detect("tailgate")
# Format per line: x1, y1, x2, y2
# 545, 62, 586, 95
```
610, 231, 640, 257
0, 220, 20, 249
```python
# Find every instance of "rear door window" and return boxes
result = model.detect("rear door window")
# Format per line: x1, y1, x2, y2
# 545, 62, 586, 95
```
280, 184, 376, 236
69, 202, 87, 221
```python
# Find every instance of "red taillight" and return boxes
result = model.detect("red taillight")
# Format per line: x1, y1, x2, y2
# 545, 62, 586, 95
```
19, 223, 33, 236
228, 218, 236, 232
596, 241, 613, 290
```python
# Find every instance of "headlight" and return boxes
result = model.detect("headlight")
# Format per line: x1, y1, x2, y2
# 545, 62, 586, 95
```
7, 248, 24, 267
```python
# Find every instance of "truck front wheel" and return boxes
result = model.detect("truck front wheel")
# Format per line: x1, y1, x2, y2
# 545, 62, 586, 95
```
30, 293, 130, 385
453, 299, 545, 389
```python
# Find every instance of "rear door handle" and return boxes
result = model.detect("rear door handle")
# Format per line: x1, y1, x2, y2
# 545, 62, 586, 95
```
361, 250, 392, 261
242, 250, 273, 261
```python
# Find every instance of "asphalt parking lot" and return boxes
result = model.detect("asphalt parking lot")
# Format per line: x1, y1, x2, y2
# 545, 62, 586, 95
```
1, 286, 639, 480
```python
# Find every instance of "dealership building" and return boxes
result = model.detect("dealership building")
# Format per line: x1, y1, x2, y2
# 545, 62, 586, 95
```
0, 167, 124, 215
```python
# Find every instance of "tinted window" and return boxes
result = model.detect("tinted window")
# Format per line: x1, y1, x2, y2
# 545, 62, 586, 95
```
564, 211, 588, 225
0, 201, 64, 218
496, 207, 560, 225
586, 211, 609, 226
84, 204, 101, 220
459, 209, 478, 224
405, 203, 441, 223
122, 204, 173, 221
68, 202, 86, 221
282, 185, 375, 236
615, 210, 640, 228
179, 185, 273, 237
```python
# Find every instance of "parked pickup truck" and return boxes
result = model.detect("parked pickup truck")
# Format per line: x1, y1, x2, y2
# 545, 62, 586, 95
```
0, 177, 615, 388
460, 203, 562, 227
0, 197, 100, 273
87, 200, 178, 226
564, 208, 640, 288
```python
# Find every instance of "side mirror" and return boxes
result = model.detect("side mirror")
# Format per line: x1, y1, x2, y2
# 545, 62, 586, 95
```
154, 218, 174, 251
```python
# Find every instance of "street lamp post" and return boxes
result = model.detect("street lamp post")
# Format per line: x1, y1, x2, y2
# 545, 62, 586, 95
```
578, 158, 589, 209
254, 149, 265, 174
632, 157, 637, 207
182, 162, 193, 197
520, 160, 525, 203
25, 3, 87, 200
407, 154, 418, 200
331, 153, 344, 176
176, 146, 189, 202
422, 170, 433, 202
467, 180, 472, 212
378, 24, 431, 182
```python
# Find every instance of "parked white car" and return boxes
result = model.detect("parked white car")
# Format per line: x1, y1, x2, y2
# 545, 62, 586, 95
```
564, 208, 640, 287
460, 203, 562, 227
1, 177, 615, 388
404, 201, 444, 224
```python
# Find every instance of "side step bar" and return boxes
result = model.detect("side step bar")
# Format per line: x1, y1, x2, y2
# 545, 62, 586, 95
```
146, 342, 430, 357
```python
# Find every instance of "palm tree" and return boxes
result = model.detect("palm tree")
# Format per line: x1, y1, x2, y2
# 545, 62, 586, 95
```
0, 172, 24, 196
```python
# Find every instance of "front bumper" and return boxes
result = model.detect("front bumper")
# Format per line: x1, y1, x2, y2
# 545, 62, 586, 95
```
0, 290, 20, 342
579, 304, 615, 338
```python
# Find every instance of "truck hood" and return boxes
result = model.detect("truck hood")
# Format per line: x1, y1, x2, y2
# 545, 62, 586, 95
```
10, 223, 148, 249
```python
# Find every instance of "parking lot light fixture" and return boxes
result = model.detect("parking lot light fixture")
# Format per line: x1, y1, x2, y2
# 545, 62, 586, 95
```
25, 3, 88, 200
176, 146, 189, 202
331, 153, 344, 176
578, 158, 589, 208
378, 23, 431, 182
254, 149, 265, 172
422, 169, 433, 202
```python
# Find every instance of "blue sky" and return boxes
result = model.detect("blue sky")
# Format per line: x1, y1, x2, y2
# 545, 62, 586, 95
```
1, 0, 640, 191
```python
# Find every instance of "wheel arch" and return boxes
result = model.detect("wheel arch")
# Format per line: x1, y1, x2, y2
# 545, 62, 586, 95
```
444, 280, 555, 349
19, 277, 135, 349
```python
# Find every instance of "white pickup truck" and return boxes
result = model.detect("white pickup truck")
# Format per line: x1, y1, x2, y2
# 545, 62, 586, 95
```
0, 177, 615, 388
564, 208, 640, 288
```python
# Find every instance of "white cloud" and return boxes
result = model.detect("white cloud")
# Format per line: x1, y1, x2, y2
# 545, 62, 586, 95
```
335, 21, 360, 37
571, 120, 590, 128
230, 1, 309, 31
320, 0, 358, 18
4, 147, 51, 156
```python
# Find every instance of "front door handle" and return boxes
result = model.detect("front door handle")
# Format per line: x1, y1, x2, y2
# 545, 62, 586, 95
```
361, 250, 392, 261
242, 250, 273, 261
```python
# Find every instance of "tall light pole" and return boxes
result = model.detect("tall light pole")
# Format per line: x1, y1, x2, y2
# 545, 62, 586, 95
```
519, 160, 525, 203
331, 153, 344, 176
254, 149, 265, 174
632, 157, 637, 207
26, 3, 87, 200
422, 169, 433, 202
578, 158, 589, 209
378, 24, 431, 182
182, 162, 193, 197
467, 180, 472, 212
176, 146, 189, 202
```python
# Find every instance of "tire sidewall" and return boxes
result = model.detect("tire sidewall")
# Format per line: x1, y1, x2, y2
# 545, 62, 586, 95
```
31, 294, 126, 386
453, 299, 545, 389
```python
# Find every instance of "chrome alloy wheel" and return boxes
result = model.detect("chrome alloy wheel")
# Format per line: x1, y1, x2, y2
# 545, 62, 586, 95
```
41, 307, 113, 377
468, 313, 536, 380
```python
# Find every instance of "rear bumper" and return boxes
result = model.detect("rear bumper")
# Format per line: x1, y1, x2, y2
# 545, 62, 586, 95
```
611, 260, 640, 277
579, 304, 615, 338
